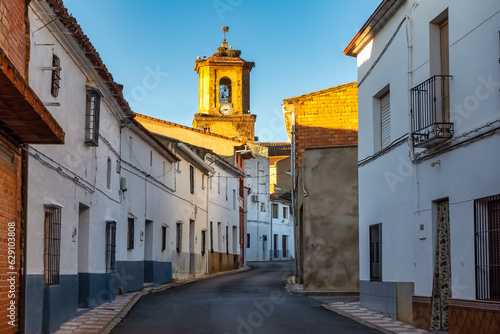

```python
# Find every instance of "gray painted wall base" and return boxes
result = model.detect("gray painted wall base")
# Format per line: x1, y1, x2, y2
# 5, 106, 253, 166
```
26, 274, 78, 334
116, 261, 144, 293
360, 280, 414, 322
78, 273, 118, 309
144, 260, 172, 284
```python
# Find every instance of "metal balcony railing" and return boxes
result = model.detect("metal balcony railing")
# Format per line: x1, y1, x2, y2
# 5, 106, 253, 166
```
410, 75, 453, 148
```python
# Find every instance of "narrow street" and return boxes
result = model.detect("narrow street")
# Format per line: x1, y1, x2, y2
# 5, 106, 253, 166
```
112, 262, 380, 334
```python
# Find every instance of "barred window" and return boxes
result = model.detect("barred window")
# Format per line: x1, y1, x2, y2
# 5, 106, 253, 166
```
51, 54, 61, 97
176, 223, 182, 252
210, 221, 214, 253
127, 218, 134, 250
107, 157, 112, 190
475, 194, 500, 300
161, 226, 167, 251
190, 165, 194, 194
85, 89, 100, 146
106, 221, 116, 274
201, 230, 206, 256
44, 205, 61, 285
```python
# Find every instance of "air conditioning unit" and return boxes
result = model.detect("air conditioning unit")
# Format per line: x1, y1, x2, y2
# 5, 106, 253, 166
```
251, 195, 259, 203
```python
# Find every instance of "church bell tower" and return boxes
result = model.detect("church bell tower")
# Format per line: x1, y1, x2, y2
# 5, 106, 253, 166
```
193, 27, 256, 142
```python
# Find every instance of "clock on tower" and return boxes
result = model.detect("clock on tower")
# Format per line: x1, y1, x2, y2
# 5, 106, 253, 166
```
193, 27, 256, 143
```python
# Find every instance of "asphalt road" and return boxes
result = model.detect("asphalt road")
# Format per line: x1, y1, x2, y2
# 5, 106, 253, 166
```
112, 261, 380, 334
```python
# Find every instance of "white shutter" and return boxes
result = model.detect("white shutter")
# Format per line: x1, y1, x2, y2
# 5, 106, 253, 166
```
380, 92, 391, 149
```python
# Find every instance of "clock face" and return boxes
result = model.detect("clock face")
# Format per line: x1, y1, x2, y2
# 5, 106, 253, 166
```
219, 104, 232, 115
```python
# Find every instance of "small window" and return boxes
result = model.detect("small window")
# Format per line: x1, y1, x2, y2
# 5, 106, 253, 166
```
127, 218, 134, 250
226, 226, 229, 255
219, 77, 232, 103
225, 177, 228, 201
218, 173, 221, 194
176, 222, 182, 252
261, 203, 266, 212
190, 165, 194, 194
380, 92, 391, 149
283, 206, 288, 219
150, 151, 153, 167
210, 221, 214, 253
106, 221, 116, 274
370, 223, 382, 281
201, 230, 206, 256
85, 89, 100, 146
161, 226, 167, 251
106, 157, 112, 190
233, 189, 237, 210
51, 54, 61, 97
272, 204, 279, 218
475, 194, 500, 300
44, 205, 61, 285
247, 233, 250, 248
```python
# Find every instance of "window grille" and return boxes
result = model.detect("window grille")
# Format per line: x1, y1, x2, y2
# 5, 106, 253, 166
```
127, 218, 134, 250
161, 226, 167, 251
106, 221, 116, 274
370, 223, 382, 281
44, 205, 61, 285
226, 226, 229, 255
247, 233, 250, 248
176, 223, 182, 252
201, 230, 206, 256
51, 54, 61, 97
85, 90, 100, 146
475, 194, 500, 300
190, 165, 194, 194
107, 157, 112, 189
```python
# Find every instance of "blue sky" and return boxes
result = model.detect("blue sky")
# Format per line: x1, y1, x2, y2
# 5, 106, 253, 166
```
64, 0, 380, 142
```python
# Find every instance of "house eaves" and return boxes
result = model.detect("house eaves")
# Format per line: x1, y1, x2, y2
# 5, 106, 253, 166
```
129, 119, 179, 163
207, 153, 245, 178
38, 0, 135, 118
343, 0, 403, 57
177, 142, 216, 176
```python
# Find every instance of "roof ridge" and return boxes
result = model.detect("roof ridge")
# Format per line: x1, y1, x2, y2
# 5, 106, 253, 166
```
134, 113, 246, 143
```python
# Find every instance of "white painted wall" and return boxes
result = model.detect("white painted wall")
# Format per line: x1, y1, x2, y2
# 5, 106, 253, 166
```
270, 200, 294, 260
244, 155, 271, 261
355, 0, 500, 299
27, 4, 124, 276
206, 155, 240, 256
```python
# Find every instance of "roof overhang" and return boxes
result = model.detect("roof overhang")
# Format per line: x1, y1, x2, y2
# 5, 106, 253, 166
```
177, 142, 216, 175
344, 0, 403, 57
0, 49, 64, 145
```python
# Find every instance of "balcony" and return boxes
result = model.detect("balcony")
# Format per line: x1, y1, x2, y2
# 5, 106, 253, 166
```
410, 75, 453, 148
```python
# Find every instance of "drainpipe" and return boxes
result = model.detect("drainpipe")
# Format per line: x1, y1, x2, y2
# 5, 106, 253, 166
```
20, 145, 29, 334
206, 173, 211, 275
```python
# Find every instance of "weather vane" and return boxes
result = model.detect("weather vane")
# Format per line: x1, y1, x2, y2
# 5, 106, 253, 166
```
222, 26, 229, 43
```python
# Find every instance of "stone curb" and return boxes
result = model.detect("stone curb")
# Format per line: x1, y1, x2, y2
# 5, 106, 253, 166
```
97, 266, 252, 334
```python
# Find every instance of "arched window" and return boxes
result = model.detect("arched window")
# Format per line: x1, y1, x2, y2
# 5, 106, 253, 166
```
219, 77, 232, 103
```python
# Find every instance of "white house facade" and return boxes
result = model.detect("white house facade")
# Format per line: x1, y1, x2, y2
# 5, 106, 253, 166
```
206, 153, 244, 272
270, 199, 294, 261
345, 0, 500, 331
26, 1, 136, 332
244, 155, 271, 261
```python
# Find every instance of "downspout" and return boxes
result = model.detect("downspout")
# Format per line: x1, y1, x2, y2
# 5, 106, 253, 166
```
290, 107, 297, 270
256, 161, 259, 260
20, 145, 28, 334
206, 173, 212, 275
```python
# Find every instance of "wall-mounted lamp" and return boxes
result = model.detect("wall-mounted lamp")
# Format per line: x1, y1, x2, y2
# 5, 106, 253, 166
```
431, 160, 441, 168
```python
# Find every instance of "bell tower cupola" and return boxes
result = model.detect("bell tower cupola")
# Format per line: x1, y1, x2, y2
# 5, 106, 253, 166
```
193, 27, 256, 142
